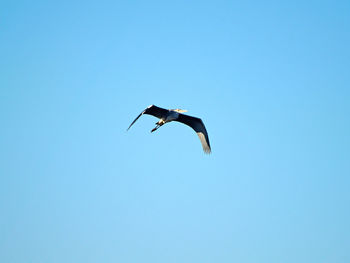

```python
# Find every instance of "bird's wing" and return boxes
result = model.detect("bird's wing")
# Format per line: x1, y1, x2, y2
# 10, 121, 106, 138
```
175, 114, 211, 153
144, 105, 169, 119
127, 105, 168, 130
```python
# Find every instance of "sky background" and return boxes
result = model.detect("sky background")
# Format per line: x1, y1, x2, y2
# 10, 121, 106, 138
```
1, 0, 350, 262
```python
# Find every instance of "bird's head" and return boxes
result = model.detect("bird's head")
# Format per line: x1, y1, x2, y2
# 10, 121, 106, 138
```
173, 109, 188, 113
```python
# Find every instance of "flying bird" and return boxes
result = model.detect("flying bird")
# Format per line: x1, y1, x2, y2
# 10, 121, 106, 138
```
127, 105, 211, 154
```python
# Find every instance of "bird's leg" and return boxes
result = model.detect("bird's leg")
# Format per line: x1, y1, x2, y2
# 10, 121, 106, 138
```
151, 122, 165, 133
151, 125, 160, 133
151, 119, 166, 133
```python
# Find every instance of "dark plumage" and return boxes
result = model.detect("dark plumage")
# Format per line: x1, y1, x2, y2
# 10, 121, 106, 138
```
127, 105, 211, 154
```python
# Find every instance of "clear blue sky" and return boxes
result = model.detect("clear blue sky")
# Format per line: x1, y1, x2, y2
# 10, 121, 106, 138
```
1, 0, 349, 262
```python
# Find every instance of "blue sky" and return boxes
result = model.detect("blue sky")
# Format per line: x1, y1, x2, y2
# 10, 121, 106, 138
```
1, 0, 349, 262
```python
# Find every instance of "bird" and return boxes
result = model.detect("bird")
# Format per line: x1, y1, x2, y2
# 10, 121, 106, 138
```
127, 105, 211, 154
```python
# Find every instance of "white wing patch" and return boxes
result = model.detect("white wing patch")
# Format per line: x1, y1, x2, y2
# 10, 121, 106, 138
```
197, 132, 211, 154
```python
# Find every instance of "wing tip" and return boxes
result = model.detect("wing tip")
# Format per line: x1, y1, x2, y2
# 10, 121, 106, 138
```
203, 147, 212, 154
196, 132, 211, 154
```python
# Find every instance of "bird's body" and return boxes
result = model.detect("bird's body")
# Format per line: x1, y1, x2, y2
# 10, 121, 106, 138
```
127, 105, 211, 154
158, 109, 179, 123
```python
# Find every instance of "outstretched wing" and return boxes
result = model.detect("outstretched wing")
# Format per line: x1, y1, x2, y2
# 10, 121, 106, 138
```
175, 113, 211, 154
127, 105, 168, 130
